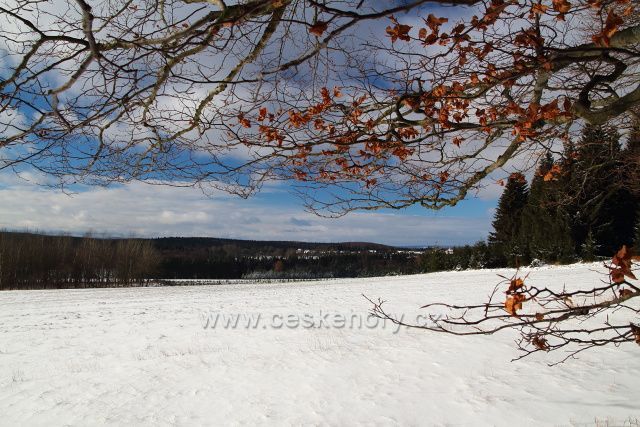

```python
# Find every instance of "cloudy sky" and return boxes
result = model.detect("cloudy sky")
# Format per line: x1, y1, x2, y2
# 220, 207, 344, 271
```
0, 171, 499, 246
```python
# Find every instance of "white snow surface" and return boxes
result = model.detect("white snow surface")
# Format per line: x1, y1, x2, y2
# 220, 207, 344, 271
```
0, 263, 638, 426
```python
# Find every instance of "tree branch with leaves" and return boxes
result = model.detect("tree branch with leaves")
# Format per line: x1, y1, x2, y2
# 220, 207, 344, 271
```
367, 246, 639, 364
0, 0, 638, 213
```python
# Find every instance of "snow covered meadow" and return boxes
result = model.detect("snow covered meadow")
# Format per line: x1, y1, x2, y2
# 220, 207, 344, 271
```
0, 263, 638, 426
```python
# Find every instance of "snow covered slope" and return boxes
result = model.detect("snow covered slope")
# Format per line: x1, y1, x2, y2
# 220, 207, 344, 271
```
0, 263, 638, 426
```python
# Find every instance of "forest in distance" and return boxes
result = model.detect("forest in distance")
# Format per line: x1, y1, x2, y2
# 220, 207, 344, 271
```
0, 230, 516, 290
0, 231, 429, 289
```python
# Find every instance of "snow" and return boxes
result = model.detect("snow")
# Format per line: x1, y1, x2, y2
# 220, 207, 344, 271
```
0, 263, 638, 426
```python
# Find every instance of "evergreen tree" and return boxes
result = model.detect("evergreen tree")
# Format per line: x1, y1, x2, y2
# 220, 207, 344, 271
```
491, 124, 638, 264
622, 122, 640, 234
519, 153, 575, 264
489, 174, 529, 266
581, 230, 598, 262
569, 125, 636, 255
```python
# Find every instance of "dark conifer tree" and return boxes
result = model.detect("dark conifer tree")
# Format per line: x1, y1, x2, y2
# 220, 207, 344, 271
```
622, 121, 640, 242
519, 153, 575, 264
489, 174, 529, 266
623, 117, 640, 199
581, 230, 598, 262
634, 210, 640, 249
569, 125, 636, 255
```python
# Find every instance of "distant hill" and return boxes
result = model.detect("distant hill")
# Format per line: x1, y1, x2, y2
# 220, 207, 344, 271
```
150, 236, 394, 252
2, 230, 395, 251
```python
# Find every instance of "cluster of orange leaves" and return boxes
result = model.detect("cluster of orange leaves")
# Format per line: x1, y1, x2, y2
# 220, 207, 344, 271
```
289, 87, 341, 130
237, 87, 343, 149
418, 14, 449, 45
513, 27, 545, 50
608, 245, 639, 285
592, 0, 635, 46
543, 164, 562, 182
607, 246, 640, 345
470, 0, 508, 30
504, 276, 527, 316
386, 15, 412, 43
503, 273, 546, 352
551, 0, 572, 19
512, 100, 572, 141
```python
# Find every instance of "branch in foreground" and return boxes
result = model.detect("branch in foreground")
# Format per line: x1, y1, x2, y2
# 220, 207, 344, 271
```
366, 246, 640, 365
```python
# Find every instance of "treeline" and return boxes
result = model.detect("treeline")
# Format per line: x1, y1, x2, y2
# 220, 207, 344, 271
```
0, 232, 158, 290
416, 242, 491, 272
0, 232, 423, 289
487, 124, 640, 267
153, 237, 391, 253
154, 242, 421, 279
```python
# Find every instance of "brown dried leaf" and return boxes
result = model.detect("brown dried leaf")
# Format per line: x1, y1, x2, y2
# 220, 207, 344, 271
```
309, 21, 328, 37
505, 294, 525, 315
532, 334, 550, 351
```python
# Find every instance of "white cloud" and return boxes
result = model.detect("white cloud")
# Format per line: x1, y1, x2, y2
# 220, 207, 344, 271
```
0, 174, 491, 246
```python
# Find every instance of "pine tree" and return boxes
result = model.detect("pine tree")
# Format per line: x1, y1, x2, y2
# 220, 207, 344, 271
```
489, 174, 529, 266
623, 122, 640, 237
569, 125, 636, 255
519, 153, 575, 264
581, 230, 598, 262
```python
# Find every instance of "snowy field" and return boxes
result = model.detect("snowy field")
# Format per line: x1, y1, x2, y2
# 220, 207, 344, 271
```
1, 263, 639, 426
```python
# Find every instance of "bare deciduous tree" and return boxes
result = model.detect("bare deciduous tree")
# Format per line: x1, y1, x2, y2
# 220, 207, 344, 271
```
0, 231, 158, 289
0, 0, 638, 213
